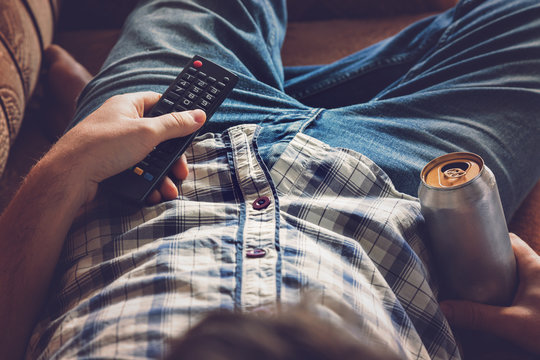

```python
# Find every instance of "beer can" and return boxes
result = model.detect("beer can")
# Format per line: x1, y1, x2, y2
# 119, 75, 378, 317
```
418, 152, 516, 305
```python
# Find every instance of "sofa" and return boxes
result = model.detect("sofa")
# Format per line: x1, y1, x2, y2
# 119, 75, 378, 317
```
0, 0, 538, 358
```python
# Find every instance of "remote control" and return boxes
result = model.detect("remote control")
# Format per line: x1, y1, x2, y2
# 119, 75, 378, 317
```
102, 55, 238, 203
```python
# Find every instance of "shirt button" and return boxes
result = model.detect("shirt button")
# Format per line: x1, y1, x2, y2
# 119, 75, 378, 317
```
252, 196, 270, 210
246, 248, 267, 258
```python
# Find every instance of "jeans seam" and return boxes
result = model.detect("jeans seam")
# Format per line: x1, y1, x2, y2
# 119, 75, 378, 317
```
427, 0, 482, 54
299, 107, 325, 133
398, 0, 483, 83
260, 0, 281, 76
289, 52, 423, 101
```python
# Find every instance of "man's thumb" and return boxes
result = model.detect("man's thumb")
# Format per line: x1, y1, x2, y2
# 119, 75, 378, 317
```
153, 109, 206, 140
439, 300, 505, 333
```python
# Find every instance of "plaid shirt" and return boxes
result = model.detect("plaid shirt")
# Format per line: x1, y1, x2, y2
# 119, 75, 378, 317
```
27, 125, 459, 359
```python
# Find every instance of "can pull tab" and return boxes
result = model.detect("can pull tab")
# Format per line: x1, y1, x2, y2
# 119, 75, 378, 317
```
443, 163, 468, 179
439, 161, 477, 187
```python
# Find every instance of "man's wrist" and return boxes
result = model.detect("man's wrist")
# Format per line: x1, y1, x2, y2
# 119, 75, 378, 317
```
33, 148, 97, 207
0, 141, 98, 359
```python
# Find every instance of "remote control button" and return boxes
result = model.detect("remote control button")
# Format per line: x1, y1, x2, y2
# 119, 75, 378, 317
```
173, 86, 185, 95
133, 167, 144, 176
209, 86, 220, 95
143, 172, 154, 181
191, 86, 203, 94
199, 99, 210, 108
182, 73, 196, 82
181, 98, 193, 107
162, 98, 174, 107
178, 80, 190, 88
193, 60, 203, 68
223, 76, 230, 83
165, 92, 181, 102
216, 82, 226, 89
203, 93, 215, 102
186, 92, 197, 101
187, 67, 197, 74
197, 71, 207, 79
207, 76, 217, 83
195, 79, 208, 88
146, 166, 160, 176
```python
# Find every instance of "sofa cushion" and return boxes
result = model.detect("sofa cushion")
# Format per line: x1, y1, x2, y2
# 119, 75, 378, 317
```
0, 0, 57, 176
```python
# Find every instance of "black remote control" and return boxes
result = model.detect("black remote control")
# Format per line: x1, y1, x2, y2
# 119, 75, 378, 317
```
102, 55, 238, 203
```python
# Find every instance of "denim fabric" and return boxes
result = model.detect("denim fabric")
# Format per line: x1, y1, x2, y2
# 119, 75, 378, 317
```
73, 0, 540, 219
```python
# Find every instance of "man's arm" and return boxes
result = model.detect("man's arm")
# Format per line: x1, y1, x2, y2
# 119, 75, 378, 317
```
0, 92, 205, 359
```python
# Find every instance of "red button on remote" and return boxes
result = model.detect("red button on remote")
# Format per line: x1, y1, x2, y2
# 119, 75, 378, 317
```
193, 60, 203, 68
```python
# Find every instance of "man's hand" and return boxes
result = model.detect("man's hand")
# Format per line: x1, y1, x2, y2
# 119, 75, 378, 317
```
47, 91, 206, 204
0, 92, 205, 359
440, 233, 540, 354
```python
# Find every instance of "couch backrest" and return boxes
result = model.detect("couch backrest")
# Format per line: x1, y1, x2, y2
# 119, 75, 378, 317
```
0, 0, 59, 176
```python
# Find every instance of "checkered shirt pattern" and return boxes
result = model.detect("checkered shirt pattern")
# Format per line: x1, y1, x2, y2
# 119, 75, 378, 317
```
27, 125, 459, 359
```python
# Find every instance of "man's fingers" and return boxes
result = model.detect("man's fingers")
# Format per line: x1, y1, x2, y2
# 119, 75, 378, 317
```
146, 176, 179, 205
115, 91, 162, 117
509, 233, 540, 283
152, 109, 206, 142
440, 300, 511, 335
510, 233, 539, 263
159, 176, 179, 200
440, 300, 540, 353
171, 155, 189, 180
140, 91, 162, 113
146, 189, 162, 205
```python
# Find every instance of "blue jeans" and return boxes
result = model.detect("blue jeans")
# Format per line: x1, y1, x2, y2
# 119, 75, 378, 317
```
73, 0, 540, 219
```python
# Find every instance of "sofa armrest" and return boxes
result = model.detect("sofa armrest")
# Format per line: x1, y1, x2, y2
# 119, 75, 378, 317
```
0, 0, 59, 176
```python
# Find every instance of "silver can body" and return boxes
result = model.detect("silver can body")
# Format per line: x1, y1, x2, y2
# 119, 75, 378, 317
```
418, 153, 516, 305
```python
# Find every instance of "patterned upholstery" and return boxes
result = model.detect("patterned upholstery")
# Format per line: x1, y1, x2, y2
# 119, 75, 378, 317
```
0, 0, 59, 175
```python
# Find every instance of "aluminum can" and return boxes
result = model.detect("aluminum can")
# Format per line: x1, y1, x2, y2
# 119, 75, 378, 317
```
418, 152, 516, 305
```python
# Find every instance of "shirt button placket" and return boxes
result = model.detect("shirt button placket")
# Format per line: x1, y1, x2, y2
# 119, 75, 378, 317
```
246, 197, 271, 259
229, 127, 277, 309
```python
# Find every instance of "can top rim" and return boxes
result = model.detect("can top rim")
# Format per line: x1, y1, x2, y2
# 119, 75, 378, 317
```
420, 152, 484, 189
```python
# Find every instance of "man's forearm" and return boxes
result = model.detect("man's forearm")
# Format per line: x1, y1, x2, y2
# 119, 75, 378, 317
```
0, 92, 205, 359
0, 154, 86, 359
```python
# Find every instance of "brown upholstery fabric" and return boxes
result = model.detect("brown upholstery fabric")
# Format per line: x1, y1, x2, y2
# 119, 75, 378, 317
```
0, 0, 57, 176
